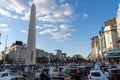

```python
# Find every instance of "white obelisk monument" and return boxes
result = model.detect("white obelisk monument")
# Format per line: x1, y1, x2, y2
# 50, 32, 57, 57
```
25, 3, 36, 65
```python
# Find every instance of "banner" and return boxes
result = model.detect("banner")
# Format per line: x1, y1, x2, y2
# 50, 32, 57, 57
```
101, 36, 106, 48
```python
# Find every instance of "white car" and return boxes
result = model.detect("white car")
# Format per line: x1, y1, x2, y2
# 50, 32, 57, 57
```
88, 70, 104, 80
0, 76, 27, 80
34, 69, 42, 79
35, 68, 49, 79
0, 72, 18, 78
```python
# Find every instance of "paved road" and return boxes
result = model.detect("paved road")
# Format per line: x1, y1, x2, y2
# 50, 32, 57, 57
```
81, 75, 88, 80
26, 73, 88, 80
26, 72, 35, 80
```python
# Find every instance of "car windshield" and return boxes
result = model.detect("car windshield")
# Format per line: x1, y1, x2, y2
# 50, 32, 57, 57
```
91, 72, 101, 77
36, 70, 41, 73
111, 70, 120, 73
52, 77, 64, 80
9, 73, 17, 76
0, 73, 4, 77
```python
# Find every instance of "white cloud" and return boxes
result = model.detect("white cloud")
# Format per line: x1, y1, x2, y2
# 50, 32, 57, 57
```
0, 0, 74, 23
0, 24, 8, 28
43, 24, 55, 28
36, 26, 43, 29
12, 15, 18, 19
36, 24, 55, 30
0, 0, 26, 14
39, 28, 58, 35
33, 0, 56, 15
0, 8, 11, 17
32, 0, 73, 22
38, 14, 69, 23
21, 30, 27, 33
83, 13, 88, 19
0, 0, 76, 41
8, 0, 26, 14
60, 3, 72, 16
21, 11, 30, 21
0, 7, 19, 19
0, 24, 10, 32
60, 24, 69, 30
39, 24, 75, 40
0, 0, 26, 20
51, 30, 72, 40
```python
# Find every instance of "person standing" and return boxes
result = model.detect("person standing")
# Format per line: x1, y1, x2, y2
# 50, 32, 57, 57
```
104, 70, 109, 79
40, 70, 46, 80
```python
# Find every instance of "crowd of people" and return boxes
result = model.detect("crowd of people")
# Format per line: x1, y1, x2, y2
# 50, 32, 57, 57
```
0, 62, 115, 80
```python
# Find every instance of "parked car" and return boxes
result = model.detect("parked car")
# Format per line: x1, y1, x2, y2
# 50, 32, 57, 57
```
0, 71, 18, 78
34, 69, 42, 79
0, 76, 28, 80
35, 68, 49, 79
88, 70, 104, 80
52, 76, 64, 80
109, 69, 120, 80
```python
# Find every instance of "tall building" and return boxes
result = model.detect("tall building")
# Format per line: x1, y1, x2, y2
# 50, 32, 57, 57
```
104, 18, 117, 51
91, 36, 99, 61
25, 3, 36, 65
0, 41, 26, 64
98, 27, 106, 59
117, 4, 120, 37
116, 4, 120, 48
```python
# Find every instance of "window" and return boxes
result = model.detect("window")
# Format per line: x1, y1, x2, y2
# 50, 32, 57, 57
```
36, 70, 40, 73
1, 73, 8, 77
18, 77, 26, 80
10, 73, 17, 76
11, 78, 18, 80
91, 72, 101, 77
11, 77, 26, 80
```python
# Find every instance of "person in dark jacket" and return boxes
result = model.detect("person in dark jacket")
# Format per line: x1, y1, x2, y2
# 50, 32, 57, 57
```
40, 70, 46, 80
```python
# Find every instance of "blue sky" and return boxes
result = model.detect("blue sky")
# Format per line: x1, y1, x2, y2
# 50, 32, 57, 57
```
0, 0, 119, 58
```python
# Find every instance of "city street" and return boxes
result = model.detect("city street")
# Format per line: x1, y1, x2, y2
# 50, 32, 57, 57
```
0, 1, 120, 80
81, 76, 88, 80
26, 72, 35, 80
26, 73, 88, 80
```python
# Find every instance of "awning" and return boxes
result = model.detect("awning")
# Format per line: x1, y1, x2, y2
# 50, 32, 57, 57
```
106, 55, 120, 58
103, 50, 120, 54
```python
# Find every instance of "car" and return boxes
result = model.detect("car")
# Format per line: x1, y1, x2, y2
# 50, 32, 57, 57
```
0, 76, 28, 80
52, 76, 64, 80
109, 69, 120, 80
34, 69, 42, 79
35, 68, 49, 79
88, 70, 104, 80
0, 71, 18, 78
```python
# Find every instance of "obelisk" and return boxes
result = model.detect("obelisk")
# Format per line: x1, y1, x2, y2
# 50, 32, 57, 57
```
25, 3, 36, 65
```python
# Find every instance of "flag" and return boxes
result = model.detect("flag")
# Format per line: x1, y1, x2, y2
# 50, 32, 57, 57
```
91, 36, 98, 47
93, 37, 99, 43
101, 36, 106, 48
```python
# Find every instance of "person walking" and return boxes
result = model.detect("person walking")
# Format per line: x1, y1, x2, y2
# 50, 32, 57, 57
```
40, 70, 46, 80
104, 70, 109, 79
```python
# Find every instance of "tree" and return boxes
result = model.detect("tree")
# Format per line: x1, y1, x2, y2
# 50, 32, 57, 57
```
36, 57, 48, 63
8, 58, 13, 64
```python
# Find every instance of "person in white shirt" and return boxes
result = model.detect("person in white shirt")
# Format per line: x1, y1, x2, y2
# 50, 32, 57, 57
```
104, 70, 109, 79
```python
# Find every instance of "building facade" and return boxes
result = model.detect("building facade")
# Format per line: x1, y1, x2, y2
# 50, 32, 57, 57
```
88, 4, 120, 63
104, 18, 117, 51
